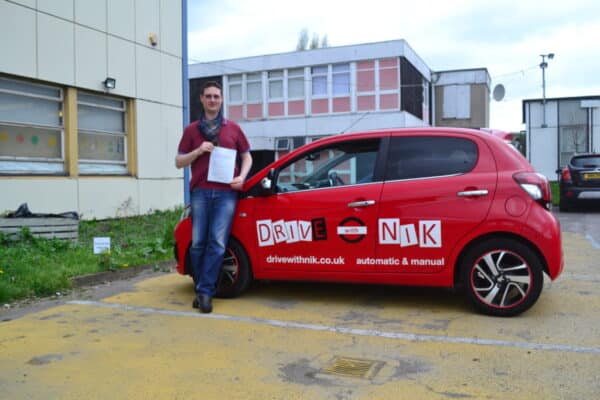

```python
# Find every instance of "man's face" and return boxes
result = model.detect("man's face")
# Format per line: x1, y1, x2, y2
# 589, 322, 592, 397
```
200, 86, 222, 115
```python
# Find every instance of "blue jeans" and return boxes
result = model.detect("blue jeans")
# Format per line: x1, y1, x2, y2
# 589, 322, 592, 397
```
190, 188, 238, 297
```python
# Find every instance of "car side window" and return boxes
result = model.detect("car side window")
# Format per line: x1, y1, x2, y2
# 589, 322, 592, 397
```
276, 139, 380, 193
386, 136, 477, 180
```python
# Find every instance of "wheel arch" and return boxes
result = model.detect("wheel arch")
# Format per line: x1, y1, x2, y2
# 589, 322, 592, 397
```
453, 232, 549, 287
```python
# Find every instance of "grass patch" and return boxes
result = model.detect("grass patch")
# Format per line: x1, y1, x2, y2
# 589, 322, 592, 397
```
0, 208, 181, 304
550, 181, 559, 206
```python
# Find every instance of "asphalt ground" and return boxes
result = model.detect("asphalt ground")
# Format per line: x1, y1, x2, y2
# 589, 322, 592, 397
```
1, 210, 599, 399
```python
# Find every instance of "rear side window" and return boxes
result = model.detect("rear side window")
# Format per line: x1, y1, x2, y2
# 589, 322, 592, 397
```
386, 136, 477, 180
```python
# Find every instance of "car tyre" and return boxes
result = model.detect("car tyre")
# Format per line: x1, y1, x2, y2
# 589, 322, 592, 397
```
559, 197, 570, 212
460, 238, 544, 317
215, 238, 253, 298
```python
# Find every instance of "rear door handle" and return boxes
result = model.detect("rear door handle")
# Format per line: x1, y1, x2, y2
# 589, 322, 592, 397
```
348, 200, 376, 208
457, 190, 489, 197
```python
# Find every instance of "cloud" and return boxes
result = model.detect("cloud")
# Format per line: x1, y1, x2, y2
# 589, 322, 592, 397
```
187, 0, 600, 131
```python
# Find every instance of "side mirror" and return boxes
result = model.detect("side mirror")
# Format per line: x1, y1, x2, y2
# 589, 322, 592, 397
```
260, 168, 276, 191
261, 177, 272, 190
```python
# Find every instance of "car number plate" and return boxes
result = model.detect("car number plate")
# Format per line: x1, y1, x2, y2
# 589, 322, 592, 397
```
583, 172, 600, 180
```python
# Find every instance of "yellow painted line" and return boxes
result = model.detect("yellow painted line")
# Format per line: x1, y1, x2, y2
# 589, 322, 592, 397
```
68, 300, 600, 355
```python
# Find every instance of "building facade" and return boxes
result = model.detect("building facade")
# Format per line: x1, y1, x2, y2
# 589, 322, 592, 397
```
523, 96, 600, 179
0, 0, 184, 219
433, 69, 490, 129
188, 40, 490, 172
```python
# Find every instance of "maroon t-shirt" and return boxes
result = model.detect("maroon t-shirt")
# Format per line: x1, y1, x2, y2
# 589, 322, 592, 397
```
177, 119, 250, 190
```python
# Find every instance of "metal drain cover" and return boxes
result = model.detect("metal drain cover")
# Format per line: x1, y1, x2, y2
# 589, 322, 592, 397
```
321, 356, 385, 379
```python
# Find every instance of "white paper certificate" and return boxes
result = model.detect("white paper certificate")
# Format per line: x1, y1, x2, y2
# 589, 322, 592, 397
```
207, 146, 237, 183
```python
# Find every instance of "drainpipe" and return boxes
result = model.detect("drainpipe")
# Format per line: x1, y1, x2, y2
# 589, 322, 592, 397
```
181, 0, 190, 205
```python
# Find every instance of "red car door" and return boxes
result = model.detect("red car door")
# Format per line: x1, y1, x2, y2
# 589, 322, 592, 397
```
375, 133, 497, 276
249, 138, 383, 274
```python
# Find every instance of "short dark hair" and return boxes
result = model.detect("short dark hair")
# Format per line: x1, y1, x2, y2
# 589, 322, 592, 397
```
201, 81, 222, 95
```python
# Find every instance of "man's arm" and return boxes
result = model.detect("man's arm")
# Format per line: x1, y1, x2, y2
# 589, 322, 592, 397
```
175, 142, 214, 169
230, 151, 253, 190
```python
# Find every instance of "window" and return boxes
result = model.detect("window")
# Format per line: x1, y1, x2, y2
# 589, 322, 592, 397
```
332, 63, 350, 96
246, 72, 262, 102
228, 74, 242, 102
276, 139, 380, 193
386, 136, 477, 180
443, 85, 471, 119
311, 66, 328, 96
288, 68, 304, 99
268, 71, 283, 99
0, 77, 64, 174
77, 92, 127, 174
558, 100, 588, 166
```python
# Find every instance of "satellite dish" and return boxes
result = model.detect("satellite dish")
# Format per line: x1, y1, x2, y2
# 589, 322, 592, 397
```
493, 84, 505, 101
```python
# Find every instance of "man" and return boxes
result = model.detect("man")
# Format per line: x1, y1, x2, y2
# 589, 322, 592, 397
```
176, 81, 252, 313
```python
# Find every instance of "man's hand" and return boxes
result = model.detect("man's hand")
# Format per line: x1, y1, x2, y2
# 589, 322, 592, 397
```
197, 141, 214, 155
230, 176, 245, 191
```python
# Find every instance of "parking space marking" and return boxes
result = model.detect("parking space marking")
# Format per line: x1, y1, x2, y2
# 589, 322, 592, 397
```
585, 233, 600, 249
68, 300, 600, 355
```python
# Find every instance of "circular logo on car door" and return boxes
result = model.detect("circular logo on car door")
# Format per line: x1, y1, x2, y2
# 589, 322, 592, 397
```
337, 217, 367, 243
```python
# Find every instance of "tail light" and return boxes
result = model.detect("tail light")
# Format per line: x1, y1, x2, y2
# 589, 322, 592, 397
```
560, 167, 572, 183
513, 172, 552, 210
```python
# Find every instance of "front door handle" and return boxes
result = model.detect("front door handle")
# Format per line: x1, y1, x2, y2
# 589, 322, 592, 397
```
348, 200, 376, 208
457, 189, 489, 197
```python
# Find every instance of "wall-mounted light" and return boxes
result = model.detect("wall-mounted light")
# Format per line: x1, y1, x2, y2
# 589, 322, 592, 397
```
149, 33, 158, 46
103, 77, 116, 90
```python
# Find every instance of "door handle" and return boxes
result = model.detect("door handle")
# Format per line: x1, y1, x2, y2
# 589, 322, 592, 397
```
457, 189, 489, 197
347, 200, 376, 208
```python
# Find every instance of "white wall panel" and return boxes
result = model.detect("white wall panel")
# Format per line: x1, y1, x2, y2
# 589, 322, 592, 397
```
135, 0, 159, 48
159, 0, 181, 56
75, 0, 107, 31
162, 104, 183, 178
237, 111, 428, 150
135, 45, 161, 102
135, 100, 163, 178
37, 0, 74, 20
75, 26, 107, 91
78, 178, 139, 219
161, 53, 182, 106
9, 0, 36, 7
37, 13, 75, 85
0, 1, 36, 77
529, 127, 558, 179
108, 36, 136, 97
593, 108, 600, 153
138, 179, 183, 214
528, 101, 558, 128
107, 0, 135, 40
0, 179, 78, 215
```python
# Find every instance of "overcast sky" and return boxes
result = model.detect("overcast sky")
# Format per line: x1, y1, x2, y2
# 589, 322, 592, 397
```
187, 0, 600, 132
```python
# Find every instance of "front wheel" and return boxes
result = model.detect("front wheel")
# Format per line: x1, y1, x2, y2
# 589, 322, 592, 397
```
215, 238, 253, 298
460, 238, 544, 317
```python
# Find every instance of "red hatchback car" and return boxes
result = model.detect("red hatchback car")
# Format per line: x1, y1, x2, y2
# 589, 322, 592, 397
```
174, 128, 563, 316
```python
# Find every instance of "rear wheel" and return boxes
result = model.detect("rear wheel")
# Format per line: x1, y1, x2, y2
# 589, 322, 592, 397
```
460, 238, 544, 317
559, 196, 571, 212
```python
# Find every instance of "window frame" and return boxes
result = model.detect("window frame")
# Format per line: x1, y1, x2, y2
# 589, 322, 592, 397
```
0, 76, 65, 175
77, 91, 129, 175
